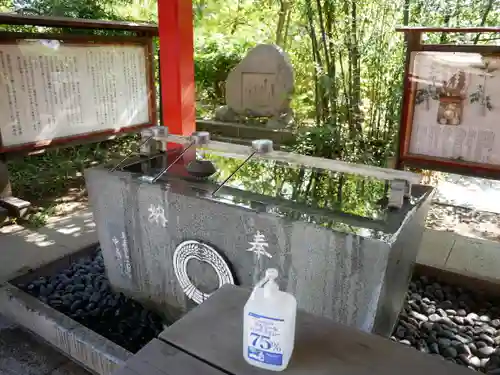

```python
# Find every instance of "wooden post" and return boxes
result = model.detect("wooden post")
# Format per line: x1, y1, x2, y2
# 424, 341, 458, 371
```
396, 31, 422, 170
0, 160, 11, 198
157, 0, 196, 137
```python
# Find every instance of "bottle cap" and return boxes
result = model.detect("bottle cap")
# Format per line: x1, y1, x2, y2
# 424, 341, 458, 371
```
263, 269, 279, 298
265, 268, 279, 280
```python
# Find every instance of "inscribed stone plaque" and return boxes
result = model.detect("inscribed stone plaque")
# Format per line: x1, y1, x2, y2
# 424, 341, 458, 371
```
225, 44, 294, 117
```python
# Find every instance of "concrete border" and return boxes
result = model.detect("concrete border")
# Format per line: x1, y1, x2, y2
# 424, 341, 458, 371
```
0, 208, 97, 283
414, 263, 500, 298
0, 283, 132, 375
417, 228, 500, 285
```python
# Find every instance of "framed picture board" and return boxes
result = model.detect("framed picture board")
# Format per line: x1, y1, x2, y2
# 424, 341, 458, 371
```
0, 32, 157, 154
397, 27, 500, 178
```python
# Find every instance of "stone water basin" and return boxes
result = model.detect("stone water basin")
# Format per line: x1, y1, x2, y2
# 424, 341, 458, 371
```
85, 147, 434, 337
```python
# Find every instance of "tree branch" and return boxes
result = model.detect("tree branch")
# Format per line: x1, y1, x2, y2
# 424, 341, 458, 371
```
474, 0, 494, 44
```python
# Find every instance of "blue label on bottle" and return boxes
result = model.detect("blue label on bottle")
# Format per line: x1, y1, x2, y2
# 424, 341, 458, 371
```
247, 312, 284, 366
247, 347, 283, 365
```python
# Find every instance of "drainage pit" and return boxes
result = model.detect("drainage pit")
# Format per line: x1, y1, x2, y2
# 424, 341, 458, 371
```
0, 244, 167, 375
394, 266, 500, 374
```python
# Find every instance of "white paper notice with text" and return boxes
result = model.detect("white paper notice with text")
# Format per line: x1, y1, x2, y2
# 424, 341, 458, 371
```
409, 51, 500, 165
0, 40, 150, 147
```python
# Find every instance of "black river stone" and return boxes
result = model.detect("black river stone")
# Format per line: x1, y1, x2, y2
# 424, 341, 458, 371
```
393, 274, 500, 373
19, 247, 166, 353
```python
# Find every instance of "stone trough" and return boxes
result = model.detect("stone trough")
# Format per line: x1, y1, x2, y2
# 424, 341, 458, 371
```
85, 132, 433, 337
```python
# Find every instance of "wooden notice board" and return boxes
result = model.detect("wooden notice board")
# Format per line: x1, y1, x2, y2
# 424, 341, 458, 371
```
0, 33, 156, 154
397, 27, 500, 178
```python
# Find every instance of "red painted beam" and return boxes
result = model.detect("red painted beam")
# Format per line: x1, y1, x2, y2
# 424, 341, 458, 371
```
158, 0, 196, 136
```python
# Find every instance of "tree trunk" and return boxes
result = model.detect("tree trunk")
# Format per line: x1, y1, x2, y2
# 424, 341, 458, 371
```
282, 4, 292, 50
343, 0, 363, 149
275, 0, 289, 47
324, 0, 338, 130
291, 168, 306, 201
305, 0, 328, 124
474, 0, 494, 44
230, 0, 242, 35
350, 1, 362, 137
403, 0, 410, 26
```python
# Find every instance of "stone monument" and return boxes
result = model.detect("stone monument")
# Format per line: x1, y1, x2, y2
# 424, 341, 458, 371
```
215, 44, 294, 129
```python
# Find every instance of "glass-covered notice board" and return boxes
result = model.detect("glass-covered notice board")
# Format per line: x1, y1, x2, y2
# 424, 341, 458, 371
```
0, 33, 156, 153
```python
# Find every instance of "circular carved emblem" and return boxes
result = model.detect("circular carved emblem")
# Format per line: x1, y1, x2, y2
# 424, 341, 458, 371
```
173, 240, 235, 305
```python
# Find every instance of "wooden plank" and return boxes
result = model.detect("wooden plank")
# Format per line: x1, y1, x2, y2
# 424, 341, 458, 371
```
113, 339, 225, 375
195, 119, 296, 144
0, 31, 152, 44
160, 285, 473, 375
400, 154, 500, 180
396, 26, 500, 33
1, 126, 142, 157
396, 31, 422, 169
0, 13, 158, 35
0, 196, 30, 218
421, 44, 500, 54
112, 365, 140, 375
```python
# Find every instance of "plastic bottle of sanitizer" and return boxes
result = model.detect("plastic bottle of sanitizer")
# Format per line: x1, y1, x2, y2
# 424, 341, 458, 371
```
243, 268, 297, 371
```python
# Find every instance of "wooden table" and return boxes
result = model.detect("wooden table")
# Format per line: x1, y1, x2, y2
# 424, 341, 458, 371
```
114, 285, 474, 375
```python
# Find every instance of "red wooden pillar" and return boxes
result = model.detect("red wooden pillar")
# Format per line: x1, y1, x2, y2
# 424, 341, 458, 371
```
157, 0, 196, 136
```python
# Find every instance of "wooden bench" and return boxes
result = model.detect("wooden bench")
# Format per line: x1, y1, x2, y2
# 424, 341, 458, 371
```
114, 285, 473, 375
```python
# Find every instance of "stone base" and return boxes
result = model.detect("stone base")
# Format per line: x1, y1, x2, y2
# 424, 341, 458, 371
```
0, 196, 31, 218
213, 106, 292, 130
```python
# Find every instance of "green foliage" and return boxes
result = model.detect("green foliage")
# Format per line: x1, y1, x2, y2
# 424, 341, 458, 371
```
7, 136, 138, 225
408, 0, 500, 44
206, 152, 387, 220
114, 0, 157, 21
194, 36, 251, 114
193, 0, 276, 39
192, 0, 277, 114
12, 0, 125, 19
